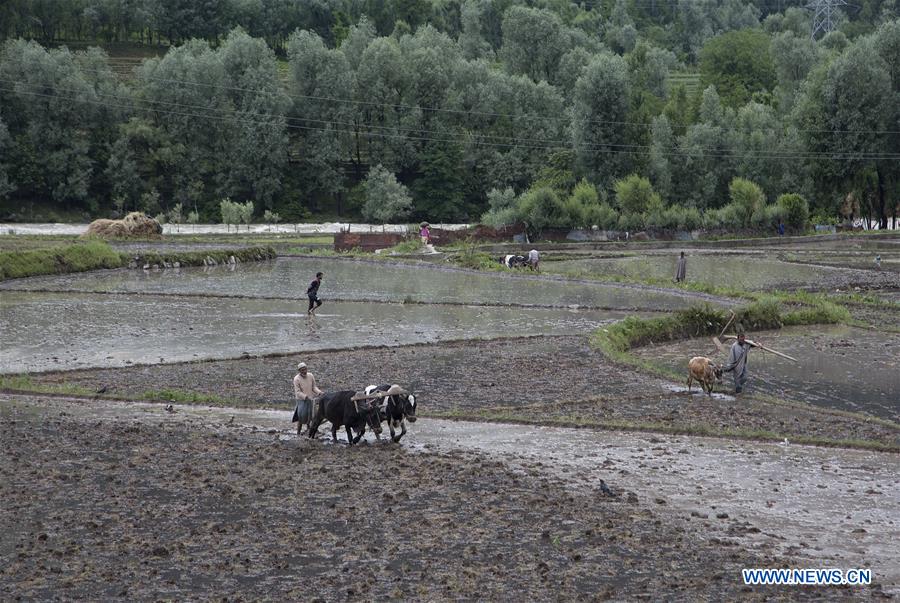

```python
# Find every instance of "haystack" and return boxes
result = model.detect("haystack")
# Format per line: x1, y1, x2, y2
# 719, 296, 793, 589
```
83, 212, 163, 239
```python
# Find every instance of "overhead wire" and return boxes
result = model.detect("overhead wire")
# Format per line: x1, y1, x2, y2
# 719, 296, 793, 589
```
2, 82, 897, 161
66, 64, 900, 136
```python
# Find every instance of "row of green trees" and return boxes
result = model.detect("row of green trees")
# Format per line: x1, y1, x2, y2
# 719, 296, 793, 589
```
0, 9, 897, 227
483, 174, 809, 236
1, 0, 892, 58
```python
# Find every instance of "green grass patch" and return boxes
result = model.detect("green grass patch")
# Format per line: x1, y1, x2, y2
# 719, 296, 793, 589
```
0, 375, 96, 397
139, 388, 236, 406
383, 239, 425, 254
0, 240, 125, 280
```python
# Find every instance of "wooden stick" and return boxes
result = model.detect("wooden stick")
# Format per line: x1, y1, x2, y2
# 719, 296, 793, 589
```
721, 336, 798, 362
712, 310, 736, 352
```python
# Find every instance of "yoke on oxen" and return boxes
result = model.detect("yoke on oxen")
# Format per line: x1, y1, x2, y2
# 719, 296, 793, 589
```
350, 384, 409, 401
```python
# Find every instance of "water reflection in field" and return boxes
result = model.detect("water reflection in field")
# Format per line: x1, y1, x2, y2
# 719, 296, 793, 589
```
546, 254, 860, 290
0, 257, 708, 310
0, 291, 639, 374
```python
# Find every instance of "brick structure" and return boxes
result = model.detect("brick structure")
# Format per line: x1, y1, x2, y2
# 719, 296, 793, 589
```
334, 231, 405, 252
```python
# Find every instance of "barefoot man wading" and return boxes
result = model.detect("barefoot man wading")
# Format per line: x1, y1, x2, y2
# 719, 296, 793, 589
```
292, 362, 323, 435
307, 271, 323, 315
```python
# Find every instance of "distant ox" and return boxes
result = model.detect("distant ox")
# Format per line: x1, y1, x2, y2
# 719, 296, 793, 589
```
364, 384, 417, 443
501, 254, 528, 269
687, 356, 723, 396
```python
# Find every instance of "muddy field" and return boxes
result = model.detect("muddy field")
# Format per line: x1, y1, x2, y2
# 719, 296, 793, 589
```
0, 395, 827, 601
3, 234, 900, 599
635, 326, 900, 422
29, 336, 900, 447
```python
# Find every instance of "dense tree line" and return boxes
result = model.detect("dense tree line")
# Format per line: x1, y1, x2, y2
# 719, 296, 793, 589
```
0, 1, 897, 227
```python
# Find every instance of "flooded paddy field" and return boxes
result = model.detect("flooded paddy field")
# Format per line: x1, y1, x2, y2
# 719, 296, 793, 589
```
0, 291, 634, 374
3, 236, 900, 599
544, 252, 898, 291
28, 336, 900, 447
0, 256, 721, 310
634, 325, 900, 422
3, 393, 891, 600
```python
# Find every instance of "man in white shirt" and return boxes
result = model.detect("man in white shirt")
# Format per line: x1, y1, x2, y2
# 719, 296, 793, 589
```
527, 249, 540, 271
292, 362, 323, 434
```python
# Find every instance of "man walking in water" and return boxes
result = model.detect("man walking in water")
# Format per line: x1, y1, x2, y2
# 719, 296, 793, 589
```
307, 271, 323, 315
674, 251, 687, 283
292, 361, 323, 434
723, 332, 752, 394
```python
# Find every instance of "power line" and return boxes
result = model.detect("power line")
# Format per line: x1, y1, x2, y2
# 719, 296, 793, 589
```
3, 84, 898, 161
67, 64, 900, 136
4, 76, 897, 157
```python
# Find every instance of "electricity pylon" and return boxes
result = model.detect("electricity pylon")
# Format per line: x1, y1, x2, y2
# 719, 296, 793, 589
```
807, 0, 849, 39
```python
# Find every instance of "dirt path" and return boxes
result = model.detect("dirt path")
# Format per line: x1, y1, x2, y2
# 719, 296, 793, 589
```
0, 393, 843, 601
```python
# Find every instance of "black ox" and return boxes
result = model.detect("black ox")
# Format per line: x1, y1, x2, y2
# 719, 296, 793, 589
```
308, 390, 383, 444
364, 384, 417, 443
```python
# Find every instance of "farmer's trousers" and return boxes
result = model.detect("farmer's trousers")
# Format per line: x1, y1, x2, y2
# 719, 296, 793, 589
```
733, 366, 747, 393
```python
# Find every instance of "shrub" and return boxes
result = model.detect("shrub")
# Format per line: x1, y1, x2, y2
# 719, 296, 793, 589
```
614, 174, 662, 214
644, 206, 669, 230
481, 206, 520, 228
729, 177, 765, 227
674, 206, 702, 230
519, 187, 567, 234
617, 211, 645, 231
776, 193, 809, 230
584, 203, 619, 230
752, 204, 785, 230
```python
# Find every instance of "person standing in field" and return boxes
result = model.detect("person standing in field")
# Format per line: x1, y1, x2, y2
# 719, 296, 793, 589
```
307, 271, 324, 315
292, 362, 324, 435
674, 251, 687, 283
419, 222, 431, 245
527, 248, 540, 272
723, 332, 752, 394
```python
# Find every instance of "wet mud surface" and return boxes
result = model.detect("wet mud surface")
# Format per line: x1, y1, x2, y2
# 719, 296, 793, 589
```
0, 256, 729, 310
545, 252, 899, 292
0, 394, 830, 601
634, 325, 900, 422
29, 336, 900, 447
0, 292, 632, 374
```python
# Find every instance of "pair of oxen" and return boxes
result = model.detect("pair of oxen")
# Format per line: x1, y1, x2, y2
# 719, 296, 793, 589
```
306, 384, 417, 445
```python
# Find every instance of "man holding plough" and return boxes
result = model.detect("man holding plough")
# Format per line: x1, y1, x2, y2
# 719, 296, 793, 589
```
292, 362, 323, 435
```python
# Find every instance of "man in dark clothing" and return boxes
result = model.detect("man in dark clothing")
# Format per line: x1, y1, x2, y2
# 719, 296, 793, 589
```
723, 332, 752, 393
307, 272, 324, 315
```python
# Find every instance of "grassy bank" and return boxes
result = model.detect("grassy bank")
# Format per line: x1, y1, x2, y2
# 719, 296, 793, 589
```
591, 297, 848, 361
0, 240, 125, 280
127, 245, 276, 268
0, 241, 277, 280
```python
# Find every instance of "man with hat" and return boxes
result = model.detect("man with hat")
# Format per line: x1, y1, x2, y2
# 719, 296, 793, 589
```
292, 362, 323, 434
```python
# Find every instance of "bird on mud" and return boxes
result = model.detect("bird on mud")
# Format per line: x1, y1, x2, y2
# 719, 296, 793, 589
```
599, 479, 616, 497
95, 385, 108, 394
164, 404, 175, 413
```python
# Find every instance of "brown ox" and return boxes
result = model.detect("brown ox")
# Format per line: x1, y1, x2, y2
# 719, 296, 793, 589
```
687, 356, 723, 396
